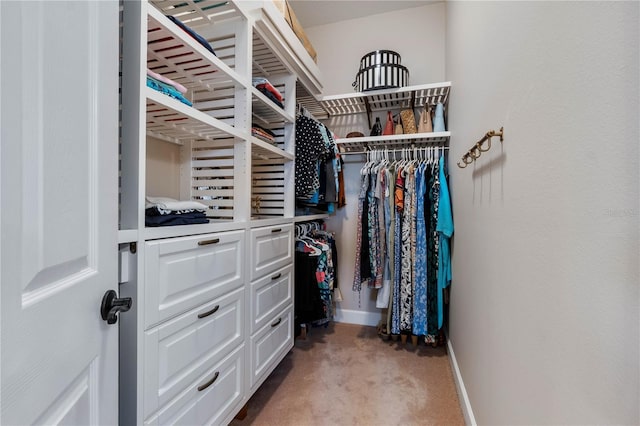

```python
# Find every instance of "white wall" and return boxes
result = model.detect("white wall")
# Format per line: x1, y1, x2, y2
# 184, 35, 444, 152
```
304, 2, 447, 321
445, 2, 639, 424
146, 137, 181, 199
306, 3, 446, 96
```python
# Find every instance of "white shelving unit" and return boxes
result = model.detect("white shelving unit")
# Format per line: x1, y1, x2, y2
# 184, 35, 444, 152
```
298, 81, 452, 153
320, 81, 450, 116
118, 1, 322, 424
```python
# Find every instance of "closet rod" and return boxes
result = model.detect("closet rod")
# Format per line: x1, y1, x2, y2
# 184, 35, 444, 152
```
296, 103, 319, 121
457, 127, 504, 168
340, 146, 449, 156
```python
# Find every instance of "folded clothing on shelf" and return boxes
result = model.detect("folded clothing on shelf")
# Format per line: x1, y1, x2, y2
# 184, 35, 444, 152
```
145, 196, 209, 227
252, 77, 284, 109
252, 77, 284, 102
256, 87, 284, 109
145, 211, 209, 227
147, 68, 187, 94
251, 124, 276, 143
147, 76, 193, 107
167, 15, 216, 56
146, 196, 208, 214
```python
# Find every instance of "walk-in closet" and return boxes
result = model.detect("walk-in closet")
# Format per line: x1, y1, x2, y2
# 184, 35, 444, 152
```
0, 1, 637, 425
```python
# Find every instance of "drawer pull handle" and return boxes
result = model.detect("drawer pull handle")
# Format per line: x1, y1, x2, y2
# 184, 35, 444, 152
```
271, 273, 282, 280
198, 238, 220, 246
197, 371, 219, 392
271, 228, 282, 233
271, 317, 282, 327
197, 305, 220, 319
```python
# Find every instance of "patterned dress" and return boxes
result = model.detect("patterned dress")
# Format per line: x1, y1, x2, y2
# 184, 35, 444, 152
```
352, 174, 370, 292
412, 165, 428, 335
368, 172, 382, 288
391, 167, 404, 334
400, 165, 414, 332
294, 116, 330, 198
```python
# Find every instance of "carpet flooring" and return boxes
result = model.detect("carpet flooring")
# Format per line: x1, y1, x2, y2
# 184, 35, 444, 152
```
230, 322, 464, 426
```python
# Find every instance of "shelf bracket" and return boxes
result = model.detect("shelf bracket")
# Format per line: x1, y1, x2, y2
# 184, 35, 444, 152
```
364, 96, 373, 130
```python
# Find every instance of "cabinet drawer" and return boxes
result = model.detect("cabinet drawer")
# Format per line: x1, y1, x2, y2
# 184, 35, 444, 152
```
249, 304, 293, 390
144, 230, 244, 327
249, 224, 293, 280
144, 345, 244, 426
143, 288, 244, 418
250, 264, 292, 334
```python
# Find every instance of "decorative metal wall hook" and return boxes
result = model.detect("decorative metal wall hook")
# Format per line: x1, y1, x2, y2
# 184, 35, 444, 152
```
457, 127, 504, 168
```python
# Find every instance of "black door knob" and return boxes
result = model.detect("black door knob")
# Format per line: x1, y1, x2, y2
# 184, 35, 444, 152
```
100, 290, 132, 325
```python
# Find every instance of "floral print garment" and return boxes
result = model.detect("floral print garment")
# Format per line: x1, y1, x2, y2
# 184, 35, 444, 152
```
400, 165, 415, 332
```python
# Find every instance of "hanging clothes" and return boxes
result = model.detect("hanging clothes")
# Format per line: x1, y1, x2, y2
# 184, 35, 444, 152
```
391, 165, 404, 334
412, 164, 428, 335
294, 222, 339, 332
295, 115, 327, 198
399, 164, 415, 332
376, 166, 392, 309
351, 148, 453, 342
436, 155, 454, 329
294, 114, 344, 215
425, 159, 440, 344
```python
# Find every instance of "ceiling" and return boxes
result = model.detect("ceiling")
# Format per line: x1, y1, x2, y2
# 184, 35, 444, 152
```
287, 1, 436, 29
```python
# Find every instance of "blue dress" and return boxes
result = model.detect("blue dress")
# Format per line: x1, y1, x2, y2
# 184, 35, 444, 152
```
436, 156, 454, 328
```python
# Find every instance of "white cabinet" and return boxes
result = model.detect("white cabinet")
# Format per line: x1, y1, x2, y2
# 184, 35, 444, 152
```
249, 305, 294, 392
120, 0, 319, 424
249, 264, 293, 333
143, 288, 244, 418
144, 230, 244, 327
246, 225, 294, 395
143, 345, 245, 426
249, 223, 294, 280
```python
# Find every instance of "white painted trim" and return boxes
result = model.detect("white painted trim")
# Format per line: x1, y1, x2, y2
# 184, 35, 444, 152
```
447, 337, 477, 426
333, 308, 381, 327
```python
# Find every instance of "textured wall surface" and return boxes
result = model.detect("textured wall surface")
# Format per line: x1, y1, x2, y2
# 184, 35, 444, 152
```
445, 2, 639, 424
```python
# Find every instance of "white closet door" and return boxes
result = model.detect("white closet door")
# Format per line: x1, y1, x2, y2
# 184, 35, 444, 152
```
0, 1, 119, 425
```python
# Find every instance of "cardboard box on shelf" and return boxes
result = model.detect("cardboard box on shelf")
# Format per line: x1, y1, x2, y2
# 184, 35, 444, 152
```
271, 0, 318, 63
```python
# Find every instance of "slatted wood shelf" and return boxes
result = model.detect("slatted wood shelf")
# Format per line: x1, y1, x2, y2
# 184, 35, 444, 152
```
335, 132, 451, 153
295, 82, 452, 153
249, 2, 323, 97
250, 137, 294, 162
147, 5, 246, 93
150, 0, 244, 28
146, 87, 245, 145
251, 87, 294, 125
315, 82, 451, 117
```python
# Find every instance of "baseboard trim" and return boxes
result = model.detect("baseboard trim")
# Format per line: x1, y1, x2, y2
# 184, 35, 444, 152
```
447, 337, 477, 426
333, 308, 381, 327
